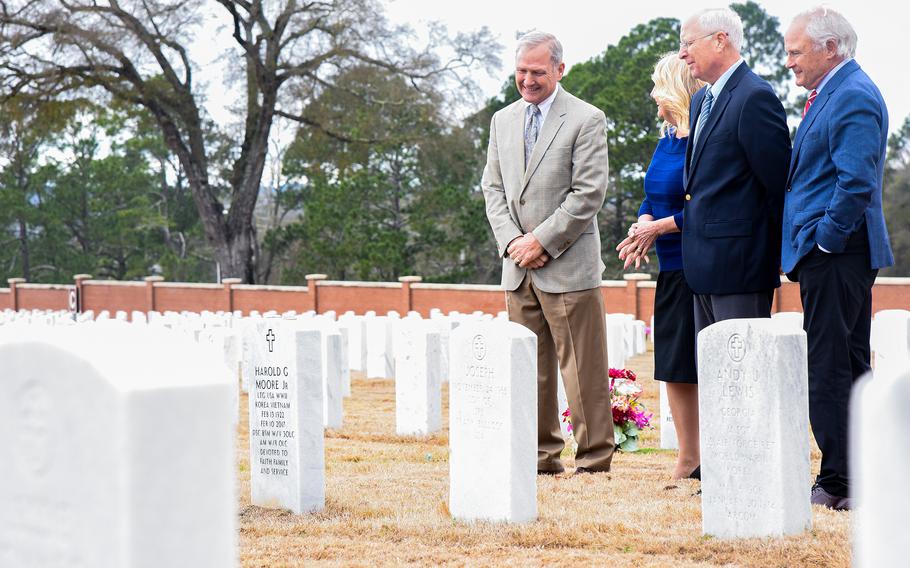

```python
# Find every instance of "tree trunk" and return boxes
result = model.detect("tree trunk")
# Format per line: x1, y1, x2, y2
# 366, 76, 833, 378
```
17, 217, 30, 281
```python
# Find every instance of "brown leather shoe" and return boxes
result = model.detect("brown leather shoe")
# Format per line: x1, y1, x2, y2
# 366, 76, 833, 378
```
537, 468, 564, 476
574, 466, 608, 475
810, 485, 852, 511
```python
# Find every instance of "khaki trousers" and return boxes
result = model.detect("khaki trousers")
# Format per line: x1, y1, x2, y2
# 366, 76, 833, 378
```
506, 275, 615, 472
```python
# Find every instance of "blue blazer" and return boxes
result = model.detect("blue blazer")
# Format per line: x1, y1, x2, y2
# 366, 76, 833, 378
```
781, 60, 894, 273
681, 63, 791, 295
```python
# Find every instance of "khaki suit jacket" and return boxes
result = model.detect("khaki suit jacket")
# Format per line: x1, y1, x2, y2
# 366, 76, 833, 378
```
482, 87, 609, 293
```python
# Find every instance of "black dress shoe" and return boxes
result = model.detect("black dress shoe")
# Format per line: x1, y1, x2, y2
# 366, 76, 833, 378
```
575, 466, 608, 474
537, 469, 563, 476
810, 485, 852, 511
688, 465, 701, 480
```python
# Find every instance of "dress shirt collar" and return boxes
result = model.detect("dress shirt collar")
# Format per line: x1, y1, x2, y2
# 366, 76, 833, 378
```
708, 58, 744, 99
525, 83, 560, 126
815, 58, 853, 95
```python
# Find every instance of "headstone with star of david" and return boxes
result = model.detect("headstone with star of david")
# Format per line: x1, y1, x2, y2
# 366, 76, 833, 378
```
697, 318, 811, 538
448, 320, 537, 523
248, 316, 325, 514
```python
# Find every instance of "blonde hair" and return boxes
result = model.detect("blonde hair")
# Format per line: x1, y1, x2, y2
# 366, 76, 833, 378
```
651, 52, 705, 138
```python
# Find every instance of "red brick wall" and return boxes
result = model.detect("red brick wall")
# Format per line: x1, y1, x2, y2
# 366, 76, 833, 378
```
319, 284, 400, 315
5, 276, 910, 321
82, 282, 146, 313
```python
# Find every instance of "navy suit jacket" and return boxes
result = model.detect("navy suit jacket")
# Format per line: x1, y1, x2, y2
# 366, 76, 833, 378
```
681, 63, 791, 295
781, 60, 893, 274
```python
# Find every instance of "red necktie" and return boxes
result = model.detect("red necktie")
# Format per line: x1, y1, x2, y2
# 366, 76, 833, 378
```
802, 90, 818, 118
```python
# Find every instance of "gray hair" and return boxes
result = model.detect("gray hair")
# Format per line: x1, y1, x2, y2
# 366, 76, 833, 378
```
515, 31, 563, 68
795, 6, 857, 58
694, 8, 744, 52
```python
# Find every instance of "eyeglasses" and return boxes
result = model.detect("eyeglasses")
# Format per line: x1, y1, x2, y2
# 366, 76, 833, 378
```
679, 31, 718, 50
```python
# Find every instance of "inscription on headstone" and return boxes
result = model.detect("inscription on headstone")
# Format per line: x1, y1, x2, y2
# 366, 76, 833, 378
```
698, 319, 811, 538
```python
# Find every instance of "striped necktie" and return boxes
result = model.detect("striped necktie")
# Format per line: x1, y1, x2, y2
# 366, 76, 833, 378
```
693, 89, 715, 145
524, 104, 540, 168
802, 90, 818, 118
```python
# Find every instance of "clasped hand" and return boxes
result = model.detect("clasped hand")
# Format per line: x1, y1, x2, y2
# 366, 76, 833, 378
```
507, 233, 549, 269
616, 220, 660, 270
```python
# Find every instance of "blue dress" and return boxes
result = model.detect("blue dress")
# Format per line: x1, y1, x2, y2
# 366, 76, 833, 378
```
639, 133, 697, 383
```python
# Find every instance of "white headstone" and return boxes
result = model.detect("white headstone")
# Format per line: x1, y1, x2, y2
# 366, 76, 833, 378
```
248, 318, 325, 514
394, 321, 442, 436
605, 315, 627, 370
633, 320, 647, 355
338, 314, 367, 373
871, 309, 910, 381
0, 325, 237, 567
698, 318, 811, 538
852, 369, 910, 567
313, 321, 343, 429
659, 381, 678, 450
556, 368, 570, 439
771, 311, 804, 331
365, 316, 394, 379
449, 321, 537, 523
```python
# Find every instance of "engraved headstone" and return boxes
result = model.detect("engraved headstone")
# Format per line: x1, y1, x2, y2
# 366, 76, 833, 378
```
248, 318, 325, 514
394, 321, 442, 436
449, 321, 537, 523
0, 325, 237, 567
698, 318, 811, 538
852, 369, 910, 567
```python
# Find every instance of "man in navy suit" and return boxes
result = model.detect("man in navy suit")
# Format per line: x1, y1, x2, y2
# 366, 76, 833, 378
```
783, 7, 893, 511
678, 9, 791, 336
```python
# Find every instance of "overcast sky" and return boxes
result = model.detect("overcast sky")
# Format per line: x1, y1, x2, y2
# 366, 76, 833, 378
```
382, 0, 907, 133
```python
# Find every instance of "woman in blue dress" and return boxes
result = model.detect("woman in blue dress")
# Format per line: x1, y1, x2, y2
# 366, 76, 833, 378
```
616, 53, 704, 480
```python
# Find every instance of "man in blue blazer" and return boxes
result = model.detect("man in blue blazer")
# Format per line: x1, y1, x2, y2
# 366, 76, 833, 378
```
678, 9, 791, 334
783, 7, 893, 511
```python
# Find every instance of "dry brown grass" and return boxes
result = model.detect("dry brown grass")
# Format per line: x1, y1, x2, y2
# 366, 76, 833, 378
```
236, 350, 850, 567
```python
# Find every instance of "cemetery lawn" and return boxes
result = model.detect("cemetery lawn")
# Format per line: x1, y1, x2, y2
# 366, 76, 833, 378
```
236, 350, 850, 567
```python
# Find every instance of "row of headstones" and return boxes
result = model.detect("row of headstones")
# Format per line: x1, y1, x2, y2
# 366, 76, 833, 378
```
454, 313, 910, 567
2, 309, 905, 565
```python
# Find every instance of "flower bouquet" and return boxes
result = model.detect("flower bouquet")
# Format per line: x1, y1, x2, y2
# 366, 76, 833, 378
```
561, 367, 653, 454
609, 368, 653, 452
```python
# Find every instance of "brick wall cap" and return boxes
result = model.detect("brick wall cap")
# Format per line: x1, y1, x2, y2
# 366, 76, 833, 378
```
222, 278, 243, 285
7, 278, 26, 284
398, 276, 423, 283
305, 274, 328, 281
623, 273, 652, 281
144, 276, 165, 282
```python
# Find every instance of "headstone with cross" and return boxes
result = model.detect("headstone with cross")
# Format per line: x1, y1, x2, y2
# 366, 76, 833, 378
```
697, 318, 811, 538
248, 318, 325, 514
449, 320, 537, 523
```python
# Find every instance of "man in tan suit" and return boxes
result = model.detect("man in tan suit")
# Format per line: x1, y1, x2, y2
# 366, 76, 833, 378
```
482, 31, 614, 474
